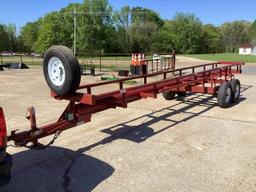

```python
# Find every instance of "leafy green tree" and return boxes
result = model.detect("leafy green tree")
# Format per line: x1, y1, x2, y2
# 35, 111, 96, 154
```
5, 24, 18, 51
20, 21, 40, 51
129, 7, 163, 52
168, 13, 204, 54
249, 20, 256, 45
32, 3, 79, 53
114, 6, 132, 52
220, 21, 251, 52
15, 36, 26, 52
114, 6, 164, 52
0, 24, 9, 51
153, 21, 176, 52
0, 24, 21, 52
129, 21, 158, 52
76, 0, 114, 53
59, 3, 80, 51
33, 9, 74, 53
2, 0, 253, 55
131, 7, 164, 28
202, 24, 222, 53
33, 12, 61, 52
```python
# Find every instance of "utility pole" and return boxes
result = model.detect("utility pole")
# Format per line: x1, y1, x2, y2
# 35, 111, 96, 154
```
90, 0, 92, 14
73, 6, 77, 56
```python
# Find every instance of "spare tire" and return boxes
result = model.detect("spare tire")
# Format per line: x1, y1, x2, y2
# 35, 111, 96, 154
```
43, 45, 81, 96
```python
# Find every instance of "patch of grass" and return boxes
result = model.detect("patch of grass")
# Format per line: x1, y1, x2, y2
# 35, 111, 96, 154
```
101, 76, 118, 81
123, 80, 138, 85
78, 56, 131, 61
89, 64, 129, 71
183, 53, 256, 63
1, 56, 43, 65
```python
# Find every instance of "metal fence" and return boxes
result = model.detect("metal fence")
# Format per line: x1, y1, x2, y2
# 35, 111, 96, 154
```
0, 53, 43, 66
0, 51, 174, 72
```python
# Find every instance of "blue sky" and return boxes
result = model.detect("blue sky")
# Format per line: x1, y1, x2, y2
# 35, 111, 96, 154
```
0, 0, 255, 31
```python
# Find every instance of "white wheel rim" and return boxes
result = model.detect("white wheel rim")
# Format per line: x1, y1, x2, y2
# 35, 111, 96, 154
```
48, 57, 65, 86
226, 88, 231, 103
235, 84, 240, 98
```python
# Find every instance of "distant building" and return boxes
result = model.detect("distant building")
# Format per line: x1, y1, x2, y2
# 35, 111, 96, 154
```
252, 47, 256, 55
239, 44, 253, 55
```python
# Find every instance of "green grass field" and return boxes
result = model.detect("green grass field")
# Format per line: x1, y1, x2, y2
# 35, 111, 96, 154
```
81, 64, 129, 71
183, 53, 256, 63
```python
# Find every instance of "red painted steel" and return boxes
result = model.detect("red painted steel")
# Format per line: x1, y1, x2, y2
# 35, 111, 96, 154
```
0, 107, 7, 148
6, 61, 244, 146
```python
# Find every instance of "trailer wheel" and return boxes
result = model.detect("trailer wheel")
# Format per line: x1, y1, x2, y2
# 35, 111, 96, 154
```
230, 79, 241, 103
217, 82, 232, 108
162, 91, 176, 100
43, 45, 81, 96
177, 91, 186, 97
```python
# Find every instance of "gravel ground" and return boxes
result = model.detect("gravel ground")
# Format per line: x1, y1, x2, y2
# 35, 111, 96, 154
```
0, 60, 256, 192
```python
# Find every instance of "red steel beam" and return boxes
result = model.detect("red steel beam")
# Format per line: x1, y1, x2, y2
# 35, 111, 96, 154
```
0, 107, 7, 148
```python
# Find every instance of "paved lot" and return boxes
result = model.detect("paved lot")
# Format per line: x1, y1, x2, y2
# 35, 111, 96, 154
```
0, 60, 256, 192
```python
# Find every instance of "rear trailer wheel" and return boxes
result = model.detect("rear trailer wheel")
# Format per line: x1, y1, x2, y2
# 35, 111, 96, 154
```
43, 45, 81, 96
162, 91, 176, 100
230, 79, 241, 103
217, 82, 232, 108
177, 91, 186, 97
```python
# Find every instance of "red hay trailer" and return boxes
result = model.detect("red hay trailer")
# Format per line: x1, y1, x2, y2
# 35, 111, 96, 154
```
0, 46, 244, 185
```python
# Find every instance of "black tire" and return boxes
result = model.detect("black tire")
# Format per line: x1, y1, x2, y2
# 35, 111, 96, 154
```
230, 79, 241, 103
217, 82, 232, 108
43, 45, 81, 96
162, 91, 176, 100
177, 91, 186, 97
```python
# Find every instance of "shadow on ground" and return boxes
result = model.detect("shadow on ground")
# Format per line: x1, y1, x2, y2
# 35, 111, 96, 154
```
1, 84, 252, 192
78, 84, 251, 152
0, 147, 114, 192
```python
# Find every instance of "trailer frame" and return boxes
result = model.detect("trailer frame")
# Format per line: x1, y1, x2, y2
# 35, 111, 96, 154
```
2, 61, 243, 147
0, 60, 244, 185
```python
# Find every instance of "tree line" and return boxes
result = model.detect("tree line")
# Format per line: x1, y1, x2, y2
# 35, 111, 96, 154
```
0, 0, 256, 54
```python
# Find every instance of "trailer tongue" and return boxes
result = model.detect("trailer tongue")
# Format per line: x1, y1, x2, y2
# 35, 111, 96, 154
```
0, 46, 244, 185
